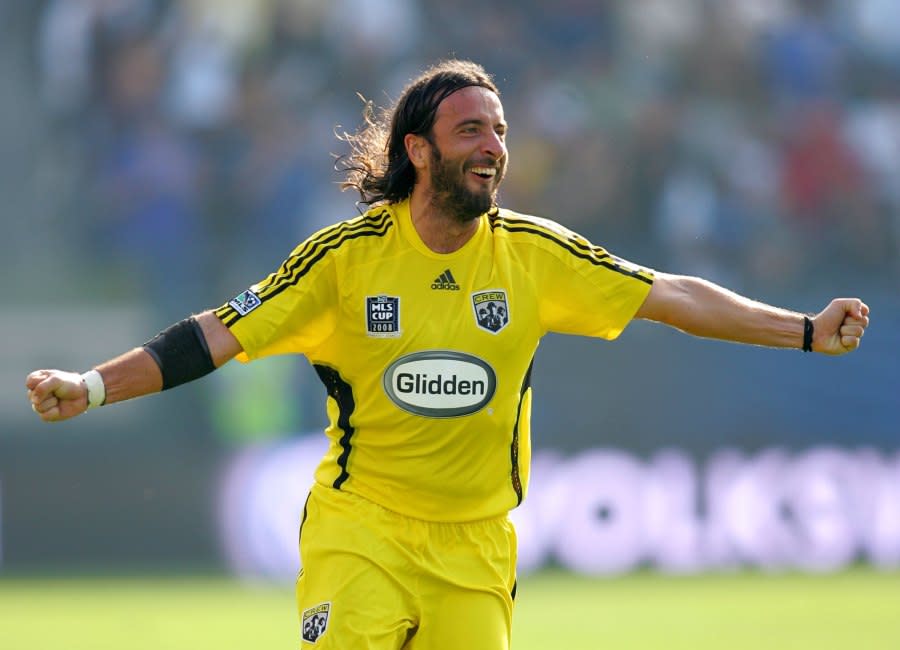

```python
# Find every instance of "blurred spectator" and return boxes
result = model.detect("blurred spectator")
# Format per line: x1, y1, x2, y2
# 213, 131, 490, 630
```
845, 94, 900, 209
759, 0, 846, 106
845, 0, 900, 70
91, 33, 209, 323
778, 106, 863, 225
165, 16, 240, 131
654, 164, 722, 280
38, 0, 162, 119
844, 94, 900, 267
322, 0, 423, 84
217, 65, 319, 291
38, 0, 95, 117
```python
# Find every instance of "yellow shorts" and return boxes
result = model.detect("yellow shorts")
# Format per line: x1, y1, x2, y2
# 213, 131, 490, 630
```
296, 483, 517, 649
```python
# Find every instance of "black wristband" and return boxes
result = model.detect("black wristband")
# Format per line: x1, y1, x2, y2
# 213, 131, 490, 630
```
143, 317, 216, 390
802, 316, 814, 352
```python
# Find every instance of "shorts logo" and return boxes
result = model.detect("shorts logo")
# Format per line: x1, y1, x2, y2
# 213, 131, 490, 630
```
366, 295, 400, 338
472, 289, 509, 334
302, 602, 331, 643
229, 289, 262, 316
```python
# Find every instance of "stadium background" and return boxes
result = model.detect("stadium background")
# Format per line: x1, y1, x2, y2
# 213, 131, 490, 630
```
1, 1, 898, 648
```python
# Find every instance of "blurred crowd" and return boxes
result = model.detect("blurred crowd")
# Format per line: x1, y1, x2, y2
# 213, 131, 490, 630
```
33, 0, 900, 320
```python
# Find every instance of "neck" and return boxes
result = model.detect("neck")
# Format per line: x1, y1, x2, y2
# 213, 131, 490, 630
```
408, 188, 481, 254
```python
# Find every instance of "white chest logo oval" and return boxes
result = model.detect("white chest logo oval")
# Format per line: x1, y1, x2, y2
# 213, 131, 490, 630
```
383, 351, 497, 418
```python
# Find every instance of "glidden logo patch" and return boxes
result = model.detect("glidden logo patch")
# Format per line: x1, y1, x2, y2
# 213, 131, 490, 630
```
383, 351, 497, 418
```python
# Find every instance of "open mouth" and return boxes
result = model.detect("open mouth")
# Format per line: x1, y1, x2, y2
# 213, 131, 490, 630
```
470, 166, 497, 181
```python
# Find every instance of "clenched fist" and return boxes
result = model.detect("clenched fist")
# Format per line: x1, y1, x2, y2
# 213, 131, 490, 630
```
26, 369, 89, 422
812, 299, 870, 355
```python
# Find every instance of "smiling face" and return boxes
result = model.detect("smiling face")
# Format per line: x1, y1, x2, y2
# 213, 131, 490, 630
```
408, 85, 508, 224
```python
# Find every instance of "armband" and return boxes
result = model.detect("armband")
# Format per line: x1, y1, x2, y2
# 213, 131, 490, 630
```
142, 317, 216, 390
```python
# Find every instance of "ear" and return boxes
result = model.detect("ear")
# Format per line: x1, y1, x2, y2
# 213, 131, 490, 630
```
404, 133, 429, 170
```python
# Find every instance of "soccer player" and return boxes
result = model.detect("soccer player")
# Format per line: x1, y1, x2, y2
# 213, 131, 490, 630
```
26, 60, 869, 649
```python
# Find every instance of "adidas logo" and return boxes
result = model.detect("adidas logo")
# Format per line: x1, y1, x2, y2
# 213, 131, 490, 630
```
431, 269, 460, 291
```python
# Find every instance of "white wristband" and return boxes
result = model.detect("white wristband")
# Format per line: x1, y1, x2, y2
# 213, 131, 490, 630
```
81, 369, 106, 409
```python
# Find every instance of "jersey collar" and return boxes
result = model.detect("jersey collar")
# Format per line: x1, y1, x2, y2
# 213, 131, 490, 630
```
392, 198, 487, 259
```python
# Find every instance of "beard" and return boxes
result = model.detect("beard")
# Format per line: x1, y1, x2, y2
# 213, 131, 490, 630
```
428, 144, 504, 224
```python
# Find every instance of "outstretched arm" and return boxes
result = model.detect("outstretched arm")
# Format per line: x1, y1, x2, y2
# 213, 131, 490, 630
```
634, 273, 869, 355
26, 310, 242, 422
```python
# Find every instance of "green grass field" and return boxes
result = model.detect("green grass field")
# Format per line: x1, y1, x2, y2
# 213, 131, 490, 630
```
1, 569, 898, 649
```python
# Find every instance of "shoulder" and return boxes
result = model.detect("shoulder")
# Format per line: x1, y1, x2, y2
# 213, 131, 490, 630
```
489, 208, 654, 285
310, 205, 395, 244
488, 208, 601, 256
290, 205, 396, 259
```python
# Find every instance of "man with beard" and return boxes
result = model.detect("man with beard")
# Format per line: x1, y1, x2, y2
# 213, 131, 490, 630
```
27, 60, 869, 649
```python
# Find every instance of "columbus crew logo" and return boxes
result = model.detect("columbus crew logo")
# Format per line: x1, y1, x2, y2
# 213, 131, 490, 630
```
472, 289, 509, 334
302, 602, 331, 643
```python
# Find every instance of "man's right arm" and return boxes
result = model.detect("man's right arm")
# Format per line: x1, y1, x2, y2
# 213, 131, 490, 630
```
26, 310, 242, 423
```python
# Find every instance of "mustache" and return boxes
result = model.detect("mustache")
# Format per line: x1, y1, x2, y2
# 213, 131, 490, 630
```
467, 157, 504, 169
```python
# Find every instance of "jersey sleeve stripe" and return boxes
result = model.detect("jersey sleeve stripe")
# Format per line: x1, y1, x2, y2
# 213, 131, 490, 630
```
260, 218, 393, 302
215, 212, 393, 326
492, 214, 609, 257
256, 210, 391, 298
490, 217, 654, 285
290, 209, 390, 264
214, 304, 232, 320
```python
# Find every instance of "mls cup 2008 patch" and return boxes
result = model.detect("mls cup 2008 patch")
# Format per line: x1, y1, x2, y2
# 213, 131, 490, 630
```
366, 295, 400, 338
229, 289, 262, 316
302, 602, 331, 644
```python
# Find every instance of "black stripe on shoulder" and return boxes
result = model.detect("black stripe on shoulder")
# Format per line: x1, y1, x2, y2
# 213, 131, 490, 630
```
259, 212, 393, 302
490, 214, 653, 285
313, 364, 356, 490
257, 210, 392, 298
291, 210, 392, 273
216, 211, 393, 327
491, 213, 605, 257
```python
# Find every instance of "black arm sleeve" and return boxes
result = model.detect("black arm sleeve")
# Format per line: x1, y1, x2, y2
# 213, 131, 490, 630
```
142, 317, 216, 390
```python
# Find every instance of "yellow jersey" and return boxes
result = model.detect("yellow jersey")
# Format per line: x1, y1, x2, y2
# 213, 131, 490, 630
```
215, 199, 653, 522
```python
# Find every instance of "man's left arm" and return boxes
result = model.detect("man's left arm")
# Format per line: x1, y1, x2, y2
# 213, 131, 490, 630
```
634, 273, 869, 355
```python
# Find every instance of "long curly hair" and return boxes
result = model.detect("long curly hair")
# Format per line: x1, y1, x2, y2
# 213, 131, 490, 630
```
337, 60, 499, 207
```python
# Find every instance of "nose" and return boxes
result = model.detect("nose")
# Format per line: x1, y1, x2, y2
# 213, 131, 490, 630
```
482, 130, 506, 160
